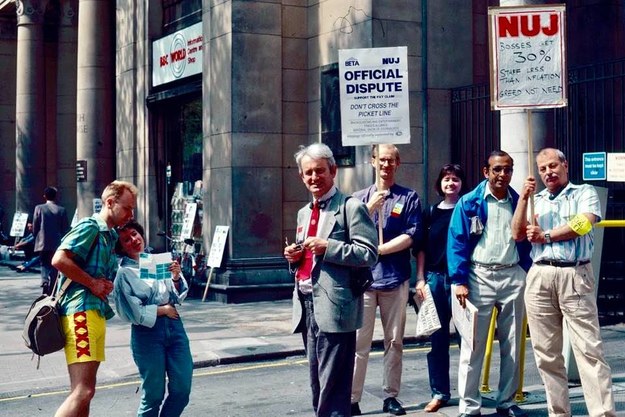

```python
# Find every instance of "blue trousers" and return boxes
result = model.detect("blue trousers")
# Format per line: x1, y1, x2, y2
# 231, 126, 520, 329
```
426, 271, 454, 401
131, 316, 193, 417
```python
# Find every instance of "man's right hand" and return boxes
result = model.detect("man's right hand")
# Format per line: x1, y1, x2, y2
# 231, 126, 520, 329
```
284, 243, 303, 263
366, 190, 387, 214
455, 284, 469, 309
89, 277, 114, 301
522, 176, 537, 200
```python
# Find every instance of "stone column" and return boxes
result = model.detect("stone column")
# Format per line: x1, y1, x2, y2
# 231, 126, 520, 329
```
75, 0, 114, 217
499, 0, 553, 191
15, 0, 49, 214
57, 0, 78, 218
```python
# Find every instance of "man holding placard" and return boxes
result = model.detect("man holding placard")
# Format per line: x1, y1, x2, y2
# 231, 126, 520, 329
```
448, 151, 531, 417
350, 144, 422, 416
511, 148, 615, 417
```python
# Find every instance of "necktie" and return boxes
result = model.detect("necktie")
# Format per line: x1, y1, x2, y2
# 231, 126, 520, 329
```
296, 201, 320, 281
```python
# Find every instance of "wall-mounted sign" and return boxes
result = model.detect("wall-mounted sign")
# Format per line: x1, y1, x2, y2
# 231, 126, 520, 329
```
583, 152, 606, 181
607, 153, 625, 182
152, 22, 203, 87
76, 160, 87, 182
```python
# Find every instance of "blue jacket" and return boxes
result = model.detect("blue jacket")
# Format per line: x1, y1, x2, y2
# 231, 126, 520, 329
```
447, 180, 532, 286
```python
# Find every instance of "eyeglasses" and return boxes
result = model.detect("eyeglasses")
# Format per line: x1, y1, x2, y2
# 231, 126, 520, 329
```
377, 158, 397, 166
490, 166, 513, 175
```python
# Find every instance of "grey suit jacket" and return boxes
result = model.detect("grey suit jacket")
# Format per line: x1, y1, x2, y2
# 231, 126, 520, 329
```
33, 201, 69, 252
291, 190, 378, 333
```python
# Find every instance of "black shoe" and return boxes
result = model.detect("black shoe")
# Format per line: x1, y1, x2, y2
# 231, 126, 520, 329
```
351, 402, 362, 416
383, 397, 406, 416
496, 405, 527, 417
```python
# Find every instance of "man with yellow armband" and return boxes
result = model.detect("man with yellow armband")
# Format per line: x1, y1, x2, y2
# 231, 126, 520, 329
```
512, 148, 615, 417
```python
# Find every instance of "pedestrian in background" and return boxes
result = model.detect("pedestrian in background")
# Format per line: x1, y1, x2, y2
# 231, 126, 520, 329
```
33, 186, 69, 294
447, 151, 531, 417
512, 148, 616, 417
284, 143, 378, 417
52, 180, 137, 417
13, 222, 40, 272
114, 221, 192, 417
350, 144, 422, 416
414, 163, 468, 412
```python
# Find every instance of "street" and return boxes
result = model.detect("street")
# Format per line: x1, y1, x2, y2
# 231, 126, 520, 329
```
2, 273, 625, 416
3, 341, 625, 417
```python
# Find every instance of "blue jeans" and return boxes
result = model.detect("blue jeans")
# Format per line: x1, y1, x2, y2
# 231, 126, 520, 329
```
131, 316, 193, 417
427, 271, 453, 401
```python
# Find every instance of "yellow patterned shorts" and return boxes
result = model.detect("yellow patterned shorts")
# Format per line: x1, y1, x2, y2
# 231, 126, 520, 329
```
61, 310, 106, 364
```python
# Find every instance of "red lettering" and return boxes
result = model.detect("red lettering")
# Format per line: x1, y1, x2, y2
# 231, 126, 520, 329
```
542, 14, 559, 36
160, 55, 168, 67
170, 49, 186, 62
498, 16, 518, 37
499, 13, 559, 38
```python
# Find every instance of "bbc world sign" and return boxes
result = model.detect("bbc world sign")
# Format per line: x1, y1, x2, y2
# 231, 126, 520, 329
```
152, 22, 203, 87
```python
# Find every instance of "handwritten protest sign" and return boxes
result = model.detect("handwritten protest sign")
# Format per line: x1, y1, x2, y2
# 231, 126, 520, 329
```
338, 47, 410, 146
488, 5, 567, 110
10, 212, 29, 237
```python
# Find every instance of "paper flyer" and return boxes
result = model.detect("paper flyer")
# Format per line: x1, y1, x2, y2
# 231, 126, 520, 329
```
139, 252, 173, 280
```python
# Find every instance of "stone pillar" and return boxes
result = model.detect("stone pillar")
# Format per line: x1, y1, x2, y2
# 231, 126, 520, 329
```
499, 0, 553, 191
15, 0, 49, 214
75, 0, 114, 217
202, 0, 291, 302
57, 0, 78, 218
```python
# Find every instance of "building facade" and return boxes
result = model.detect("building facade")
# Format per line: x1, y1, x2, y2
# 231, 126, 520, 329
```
0, 0, 623, 302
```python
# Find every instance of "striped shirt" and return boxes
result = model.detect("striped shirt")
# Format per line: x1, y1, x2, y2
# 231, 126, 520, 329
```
57, 216, 119, 319
471, 188, 519, 266
530, 182, 600, 262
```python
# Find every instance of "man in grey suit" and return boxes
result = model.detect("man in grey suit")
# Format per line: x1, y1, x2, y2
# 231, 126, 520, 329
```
33, 186, 69, 295
285, 143, 378, 417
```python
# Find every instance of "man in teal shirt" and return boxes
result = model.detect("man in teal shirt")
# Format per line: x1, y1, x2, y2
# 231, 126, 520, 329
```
52, 180, 138, 417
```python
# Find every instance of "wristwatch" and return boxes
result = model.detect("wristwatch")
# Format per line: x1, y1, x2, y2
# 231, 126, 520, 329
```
544, 230, 552, 244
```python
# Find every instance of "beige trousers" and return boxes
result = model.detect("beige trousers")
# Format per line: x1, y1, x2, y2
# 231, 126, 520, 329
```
525, 263, 616, 417
351, 280, 409, 403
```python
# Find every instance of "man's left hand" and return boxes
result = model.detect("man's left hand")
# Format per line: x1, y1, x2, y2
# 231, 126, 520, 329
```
303, 237, 328, 256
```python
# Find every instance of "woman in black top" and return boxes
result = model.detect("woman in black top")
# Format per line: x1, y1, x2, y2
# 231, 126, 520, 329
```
415, 164, 468, 413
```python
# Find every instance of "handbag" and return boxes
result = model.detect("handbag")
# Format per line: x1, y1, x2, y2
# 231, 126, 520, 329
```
344, 197, 375, 297
23, 278, 72, 362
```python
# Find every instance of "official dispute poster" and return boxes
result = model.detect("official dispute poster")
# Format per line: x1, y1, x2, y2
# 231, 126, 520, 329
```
488, 5, 567, 110
338, 47, 410, 146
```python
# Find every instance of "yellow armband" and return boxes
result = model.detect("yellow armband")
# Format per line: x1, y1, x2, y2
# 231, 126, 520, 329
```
568, 214, 593, 236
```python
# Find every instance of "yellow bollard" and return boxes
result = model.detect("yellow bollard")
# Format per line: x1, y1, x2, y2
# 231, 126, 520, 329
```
515, 316, 529, 403
480, 308, 498, 393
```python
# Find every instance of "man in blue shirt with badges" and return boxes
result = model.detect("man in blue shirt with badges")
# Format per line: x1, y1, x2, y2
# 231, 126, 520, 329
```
350, 144, 422, 416
512, 148, 615, 417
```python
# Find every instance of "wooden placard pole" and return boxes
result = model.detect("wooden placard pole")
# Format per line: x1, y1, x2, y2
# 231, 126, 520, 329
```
527, 109, 535, 224
374, 144, 384, 244
202, 267, 215, 302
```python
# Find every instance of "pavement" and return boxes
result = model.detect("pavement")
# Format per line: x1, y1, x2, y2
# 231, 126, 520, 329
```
2, 262, 625, 416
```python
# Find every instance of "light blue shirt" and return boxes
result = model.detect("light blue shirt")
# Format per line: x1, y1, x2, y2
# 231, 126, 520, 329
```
471, 188, 519, 266
530, 182, 600, 262
113, 256, 188, 328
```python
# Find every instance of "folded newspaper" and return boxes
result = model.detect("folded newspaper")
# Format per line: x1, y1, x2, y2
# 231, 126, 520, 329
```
451, 290, 478, 351
415, 284, 442, 337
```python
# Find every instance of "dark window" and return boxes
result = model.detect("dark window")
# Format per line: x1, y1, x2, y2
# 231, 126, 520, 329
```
320, 63, 355, 167
162, 0, 201, 34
